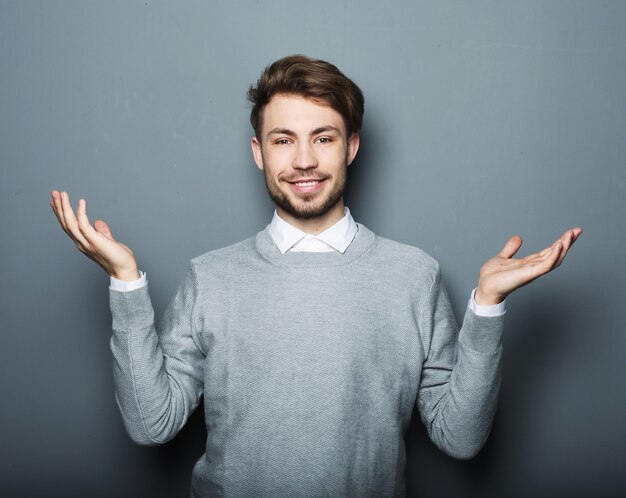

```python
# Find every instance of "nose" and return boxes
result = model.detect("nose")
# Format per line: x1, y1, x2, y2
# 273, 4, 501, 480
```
292, 142, 318, 170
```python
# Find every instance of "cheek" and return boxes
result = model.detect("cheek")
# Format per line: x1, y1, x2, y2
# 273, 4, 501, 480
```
265, 147, 292, 165
323, 147, 349, 167
263, 152, 293, 179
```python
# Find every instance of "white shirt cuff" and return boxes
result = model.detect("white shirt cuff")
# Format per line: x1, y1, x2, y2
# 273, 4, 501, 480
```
109, 271, 147, 292
469, 288, 506, 317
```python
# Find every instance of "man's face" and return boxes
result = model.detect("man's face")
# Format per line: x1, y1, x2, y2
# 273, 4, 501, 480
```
251, 94, 359, 227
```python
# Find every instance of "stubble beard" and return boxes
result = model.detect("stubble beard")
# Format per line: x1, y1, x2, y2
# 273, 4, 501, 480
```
262, 155, 348, 221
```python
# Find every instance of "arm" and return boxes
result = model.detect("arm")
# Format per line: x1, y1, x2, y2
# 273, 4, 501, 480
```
110, 266, 205, 445
50, 191, 204, 444
417, 228, 582, 458
417, 267, 503, 459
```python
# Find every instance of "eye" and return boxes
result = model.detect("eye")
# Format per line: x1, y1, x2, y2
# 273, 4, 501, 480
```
316, 137, 332, 144
274, 138, 291, 145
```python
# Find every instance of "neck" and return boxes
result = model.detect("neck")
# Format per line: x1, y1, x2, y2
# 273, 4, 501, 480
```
277, 200, 345, 234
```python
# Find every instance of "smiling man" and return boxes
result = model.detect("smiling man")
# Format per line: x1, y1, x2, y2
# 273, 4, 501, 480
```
50, 55, 581, 497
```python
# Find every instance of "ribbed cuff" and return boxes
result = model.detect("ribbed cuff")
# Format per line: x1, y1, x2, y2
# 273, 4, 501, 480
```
109, 284, 154, 332
458, 306, 505, 354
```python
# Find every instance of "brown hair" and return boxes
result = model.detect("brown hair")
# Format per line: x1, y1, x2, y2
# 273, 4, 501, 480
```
247, 54, 365, 140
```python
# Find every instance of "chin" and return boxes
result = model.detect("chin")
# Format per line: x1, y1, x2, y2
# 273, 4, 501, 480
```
264, 174, 346, 221
280, 198, 340, 220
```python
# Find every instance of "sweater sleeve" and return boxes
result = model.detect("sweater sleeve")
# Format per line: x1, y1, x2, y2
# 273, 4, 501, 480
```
416, 264, 504, 459
109, 265, 205, 446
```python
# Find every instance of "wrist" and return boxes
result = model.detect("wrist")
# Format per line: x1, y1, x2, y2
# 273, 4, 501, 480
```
111, 266, 140, 282
474, 286, 505, 306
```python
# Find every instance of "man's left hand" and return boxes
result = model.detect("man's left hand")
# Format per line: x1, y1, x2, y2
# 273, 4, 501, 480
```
474, 227, 583, 305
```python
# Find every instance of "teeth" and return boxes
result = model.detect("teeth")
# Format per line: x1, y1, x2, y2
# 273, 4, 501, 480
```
294, 181, 320, 186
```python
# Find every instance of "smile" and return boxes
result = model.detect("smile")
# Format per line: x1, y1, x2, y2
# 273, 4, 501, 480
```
294, 180, 320, 186
288, 179, 326, 193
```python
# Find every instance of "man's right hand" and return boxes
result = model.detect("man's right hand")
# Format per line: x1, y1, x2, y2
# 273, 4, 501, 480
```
50, 191, 140, 281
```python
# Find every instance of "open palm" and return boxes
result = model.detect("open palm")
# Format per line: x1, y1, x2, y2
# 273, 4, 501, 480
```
50, 191, 139, 281
475, 228, 583, 305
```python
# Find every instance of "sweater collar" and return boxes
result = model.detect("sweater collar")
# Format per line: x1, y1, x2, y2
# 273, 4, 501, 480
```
256, 222, 376, 268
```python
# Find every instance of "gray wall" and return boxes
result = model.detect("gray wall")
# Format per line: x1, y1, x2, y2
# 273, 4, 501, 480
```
2, 1, 625, 496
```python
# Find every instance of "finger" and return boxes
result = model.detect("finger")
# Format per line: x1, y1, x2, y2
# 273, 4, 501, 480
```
568, 227, 583, 244
51, 190, 71, 233
94, 219, 115, 240
554, 232, 573, 267
76, 198, 100, 244
538, 244, 554, 257
519, 244, 554, 265
60, 192, 91, 248
555, 228, 581, 267
539, 229, 576, 267
560, 227, 583, 242
498, 236, 523, 259
528, 228, 580, 267
541, 240, 562, 272
50, 191, 68, 232
531, 231, 569, 261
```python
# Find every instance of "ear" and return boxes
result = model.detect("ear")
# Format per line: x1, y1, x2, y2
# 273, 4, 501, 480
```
251, 137, 264, 171
346, 133, 360, 166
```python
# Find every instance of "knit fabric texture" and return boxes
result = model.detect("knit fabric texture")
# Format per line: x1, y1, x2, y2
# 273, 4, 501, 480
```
109, 224, 504, 497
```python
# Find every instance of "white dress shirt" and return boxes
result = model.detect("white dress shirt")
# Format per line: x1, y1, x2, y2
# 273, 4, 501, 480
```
110, 208, 505, 317
268, 207, 358, 254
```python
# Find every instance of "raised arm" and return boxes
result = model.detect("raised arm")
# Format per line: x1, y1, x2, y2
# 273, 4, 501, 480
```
50, 190, 204, 444
417, 228, 582, 458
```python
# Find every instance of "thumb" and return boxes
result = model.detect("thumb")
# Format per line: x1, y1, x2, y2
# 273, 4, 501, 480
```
94, 219, 115, 240
498, 235, 522, 259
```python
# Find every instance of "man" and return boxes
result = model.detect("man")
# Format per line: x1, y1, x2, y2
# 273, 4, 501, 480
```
50, 55, 582, 497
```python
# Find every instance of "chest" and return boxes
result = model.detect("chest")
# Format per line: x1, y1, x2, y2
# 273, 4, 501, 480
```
197, 268, 425, 405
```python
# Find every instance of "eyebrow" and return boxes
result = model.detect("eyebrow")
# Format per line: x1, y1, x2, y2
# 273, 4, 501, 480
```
267, 125, 342, 137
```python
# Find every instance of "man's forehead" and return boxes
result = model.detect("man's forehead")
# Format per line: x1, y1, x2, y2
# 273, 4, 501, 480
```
261, 94, 346, 136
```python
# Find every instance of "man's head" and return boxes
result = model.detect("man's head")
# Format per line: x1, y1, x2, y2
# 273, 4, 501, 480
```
248, 54, 364, 141
248, 55, 364, 231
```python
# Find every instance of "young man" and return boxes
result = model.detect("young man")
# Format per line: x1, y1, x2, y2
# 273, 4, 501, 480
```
50, 55, 582, 497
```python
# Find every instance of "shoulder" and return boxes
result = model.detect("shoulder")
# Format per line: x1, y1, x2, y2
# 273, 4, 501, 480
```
358, 230, 441, 291
189, 235, 258, 275
371, 233, 440, 274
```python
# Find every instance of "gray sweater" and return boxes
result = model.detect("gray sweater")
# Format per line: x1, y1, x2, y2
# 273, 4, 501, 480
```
109, 224, 504, 497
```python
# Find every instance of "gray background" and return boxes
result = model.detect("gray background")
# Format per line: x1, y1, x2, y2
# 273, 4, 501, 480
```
1, 1, 625, 497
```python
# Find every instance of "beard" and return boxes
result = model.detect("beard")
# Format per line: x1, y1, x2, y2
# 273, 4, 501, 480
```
262, 154, 348, 220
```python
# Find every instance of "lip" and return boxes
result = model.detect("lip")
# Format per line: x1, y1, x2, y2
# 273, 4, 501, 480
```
287, 178, 326, 193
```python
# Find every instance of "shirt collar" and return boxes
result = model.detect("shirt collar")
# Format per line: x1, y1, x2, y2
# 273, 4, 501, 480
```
268, 207, 358, 254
